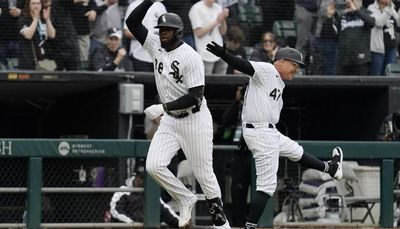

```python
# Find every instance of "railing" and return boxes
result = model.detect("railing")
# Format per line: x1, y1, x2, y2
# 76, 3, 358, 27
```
1, 139, 400, 228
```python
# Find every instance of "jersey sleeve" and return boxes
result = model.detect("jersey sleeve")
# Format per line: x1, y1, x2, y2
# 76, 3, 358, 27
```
249, 61, 276, 85
143, 34, 160, 58
184, 51, 205, 88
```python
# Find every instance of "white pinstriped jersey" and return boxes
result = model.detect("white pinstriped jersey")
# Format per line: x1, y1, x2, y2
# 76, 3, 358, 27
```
143, 34, 205, 104
241, 61, 284, 124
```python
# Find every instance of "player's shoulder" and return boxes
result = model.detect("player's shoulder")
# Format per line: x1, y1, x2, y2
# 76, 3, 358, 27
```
250, 61, 279, 79
250, 61, 274, 71
177, 43, 201, 58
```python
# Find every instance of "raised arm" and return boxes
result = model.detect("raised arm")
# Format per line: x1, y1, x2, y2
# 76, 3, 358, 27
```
206, 41, 255, 76
125, 0, 155, 45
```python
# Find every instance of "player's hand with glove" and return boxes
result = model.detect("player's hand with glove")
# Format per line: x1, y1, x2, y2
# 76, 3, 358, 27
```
206, 41, 227, 58
144, 104, 165, 120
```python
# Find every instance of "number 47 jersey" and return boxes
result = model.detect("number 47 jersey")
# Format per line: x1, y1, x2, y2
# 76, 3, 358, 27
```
143, 34, 205, 104
242, 61, 284, 125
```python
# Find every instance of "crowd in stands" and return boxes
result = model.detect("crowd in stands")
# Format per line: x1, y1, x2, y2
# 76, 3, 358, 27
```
1, 0, 400, 75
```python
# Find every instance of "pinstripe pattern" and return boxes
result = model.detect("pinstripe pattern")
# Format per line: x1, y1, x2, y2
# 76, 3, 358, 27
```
146, 101, 221, 205
242, 61, 284, 125
241, 61, 303, 196
143, 34, 222, 207
144, 34, 204, 104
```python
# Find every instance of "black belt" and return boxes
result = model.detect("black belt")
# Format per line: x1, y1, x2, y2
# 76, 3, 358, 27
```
167, 107, 200, 119
245, 123, 275, 129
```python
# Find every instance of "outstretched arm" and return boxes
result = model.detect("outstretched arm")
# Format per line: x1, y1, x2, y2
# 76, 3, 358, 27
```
125, 0, 154, 45
206, 42, 255, 76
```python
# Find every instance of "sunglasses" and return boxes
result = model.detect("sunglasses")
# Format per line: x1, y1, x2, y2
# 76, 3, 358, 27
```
263, 39, 275, 44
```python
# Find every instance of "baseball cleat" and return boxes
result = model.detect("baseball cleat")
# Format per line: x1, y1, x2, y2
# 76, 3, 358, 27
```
214, 220, 231, 229
329, 147, 343, 180
179, 196, 197, 228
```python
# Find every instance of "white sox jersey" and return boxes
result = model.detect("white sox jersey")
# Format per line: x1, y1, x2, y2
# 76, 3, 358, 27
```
242, 61, 303, 196
143, 33, 205, 104
242, 61, 284, 125
143, 33, 223, 205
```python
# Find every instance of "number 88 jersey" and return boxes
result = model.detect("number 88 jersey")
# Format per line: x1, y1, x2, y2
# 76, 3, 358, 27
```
143, 34, 205, 104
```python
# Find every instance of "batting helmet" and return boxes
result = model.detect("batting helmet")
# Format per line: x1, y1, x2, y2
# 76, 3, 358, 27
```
154, 13, 184, 39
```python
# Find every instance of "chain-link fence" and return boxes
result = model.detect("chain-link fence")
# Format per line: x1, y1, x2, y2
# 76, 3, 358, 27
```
0, 157, 135, 226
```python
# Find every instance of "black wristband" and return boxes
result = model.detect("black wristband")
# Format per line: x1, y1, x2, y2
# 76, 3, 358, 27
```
162, 103, 168, 112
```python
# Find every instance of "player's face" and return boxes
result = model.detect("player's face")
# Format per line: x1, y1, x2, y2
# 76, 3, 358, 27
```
275, 60, 299, 80
159, 27, 176, 48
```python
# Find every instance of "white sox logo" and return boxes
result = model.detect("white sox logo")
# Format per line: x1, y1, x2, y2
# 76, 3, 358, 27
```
169, 60, 183, 83
160, 15, 166, 23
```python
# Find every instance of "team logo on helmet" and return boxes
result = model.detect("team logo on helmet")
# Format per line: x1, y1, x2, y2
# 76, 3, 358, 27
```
161, 15, 166, 23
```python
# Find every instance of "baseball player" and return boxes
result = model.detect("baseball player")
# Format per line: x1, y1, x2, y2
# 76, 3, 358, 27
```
206, 42, 343, 229
125, 1, 231, 228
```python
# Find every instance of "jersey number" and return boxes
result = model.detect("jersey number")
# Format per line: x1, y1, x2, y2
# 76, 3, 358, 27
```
269, 88, 282, 101
155, 59, 163, 74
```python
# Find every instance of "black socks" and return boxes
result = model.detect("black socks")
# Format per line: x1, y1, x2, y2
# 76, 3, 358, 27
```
246, 191, 271, 225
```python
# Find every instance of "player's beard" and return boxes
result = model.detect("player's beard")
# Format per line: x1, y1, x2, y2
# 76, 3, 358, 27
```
160, 37, 179, 51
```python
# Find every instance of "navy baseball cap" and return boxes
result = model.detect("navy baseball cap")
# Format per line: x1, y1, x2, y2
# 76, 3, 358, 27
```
274, 47, 305, 68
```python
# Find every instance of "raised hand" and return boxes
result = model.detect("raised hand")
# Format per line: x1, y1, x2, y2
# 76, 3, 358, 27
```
43, 6, 51, 20
206, 41, 227, 57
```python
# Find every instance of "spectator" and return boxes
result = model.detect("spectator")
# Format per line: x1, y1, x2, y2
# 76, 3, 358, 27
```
327, 0, 375, 75
70, 0, 97, 69
249, 32, 279, 63
123, 0, 165, 72
221, 25, 246, 74
109, 173, 179, 227
314, 0, 339, 75
189, 0, 229, 75
45, 0, 80, 70
163, 0, 196, 49
294, 0, 318, 57
227, 27, 247, 73
90, 27, 131, 71
368, 0, 400, 75
217, 0, 241, 26
18, 0, 56, 70
90, 0, 123, 56
221, 85, 251, 227
0, 0, 23, 70
377, 110, 400, 141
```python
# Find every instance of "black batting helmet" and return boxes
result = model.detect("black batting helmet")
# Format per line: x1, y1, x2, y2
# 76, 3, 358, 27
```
154, 13, 184, 39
